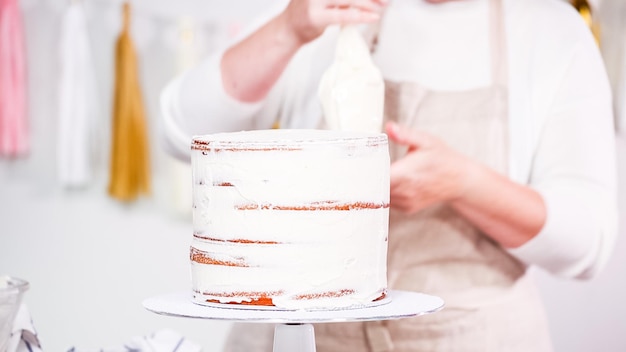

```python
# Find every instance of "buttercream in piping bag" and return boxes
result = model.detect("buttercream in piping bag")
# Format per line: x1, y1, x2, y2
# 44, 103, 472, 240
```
318, 25, 385, 133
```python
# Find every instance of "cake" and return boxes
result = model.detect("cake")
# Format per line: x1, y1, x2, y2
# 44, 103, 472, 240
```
190, 129, 390, 310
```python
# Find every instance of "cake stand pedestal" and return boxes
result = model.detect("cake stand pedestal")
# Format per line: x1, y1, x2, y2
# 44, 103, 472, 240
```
143, 290, 444, 352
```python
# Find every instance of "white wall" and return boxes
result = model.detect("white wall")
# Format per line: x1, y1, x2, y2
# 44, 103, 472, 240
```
1, 0, 625, 351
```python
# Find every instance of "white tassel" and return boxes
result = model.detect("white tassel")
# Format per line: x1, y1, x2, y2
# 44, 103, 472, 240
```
57, 1, 98, 188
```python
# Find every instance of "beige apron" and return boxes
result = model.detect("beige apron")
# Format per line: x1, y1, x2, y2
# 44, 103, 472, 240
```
224, 0, 553, 350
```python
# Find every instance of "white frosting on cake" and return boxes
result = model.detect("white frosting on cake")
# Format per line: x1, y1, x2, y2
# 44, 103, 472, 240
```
190, 129, 390, 310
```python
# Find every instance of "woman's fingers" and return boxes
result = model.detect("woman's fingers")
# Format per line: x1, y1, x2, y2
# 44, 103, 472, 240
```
385, 121, 433, 152
387, 121, 467, 214
323, 0, 384, 24
325, 7, 381, 24
284, 0, 386, 43
326, 0, 386, 11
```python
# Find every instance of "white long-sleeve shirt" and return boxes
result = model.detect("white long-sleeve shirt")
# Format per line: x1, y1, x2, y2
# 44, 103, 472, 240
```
160, 0, 618, 280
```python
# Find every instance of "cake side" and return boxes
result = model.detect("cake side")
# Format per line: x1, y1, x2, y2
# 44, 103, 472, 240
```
191, 208, 389, 309
190, 129, 390, 310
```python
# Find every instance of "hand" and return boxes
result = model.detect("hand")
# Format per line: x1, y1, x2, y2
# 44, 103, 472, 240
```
386, 121, 475, 214
282, 0, 387, 44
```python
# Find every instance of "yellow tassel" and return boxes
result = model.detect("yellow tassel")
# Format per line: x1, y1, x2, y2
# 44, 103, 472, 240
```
572, 0, 601, 46
108, 2, 151, 201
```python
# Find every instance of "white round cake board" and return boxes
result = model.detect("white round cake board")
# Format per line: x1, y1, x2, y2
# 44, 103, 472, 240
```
143, 290, 444, 352
143, 290, 443, 323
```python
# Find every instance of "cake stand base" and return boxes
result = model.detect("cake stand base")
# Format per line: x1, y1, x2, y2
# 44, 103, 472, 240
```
143, 290, 444, 352
273, 323, 316, 352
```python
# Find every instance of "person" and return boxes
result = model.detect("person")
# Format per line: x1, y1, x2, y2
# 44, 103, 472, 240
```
160, 0, 619, 350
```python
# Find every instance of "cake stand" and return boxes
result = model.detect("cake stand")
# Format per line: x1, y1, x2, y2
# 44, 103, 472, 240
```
143, 290, 444, 352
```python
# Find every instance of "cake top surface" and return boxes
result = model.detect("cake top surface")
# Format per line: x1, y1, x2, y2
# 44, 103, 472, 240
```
192, 129, 387, 151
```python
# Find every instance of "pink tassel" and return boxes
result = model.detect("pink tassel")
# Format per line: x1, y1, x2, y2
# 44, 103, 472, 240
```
0, 0, 28, 158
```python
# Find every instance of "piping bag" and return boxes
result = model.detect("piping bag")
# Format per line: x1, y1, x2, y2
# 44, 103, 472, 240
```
318, 25, 384, 133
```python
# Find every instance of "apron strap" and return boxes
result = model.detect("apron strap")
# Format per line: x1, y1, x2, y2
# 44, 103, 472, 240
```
489, 0, 508, 88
